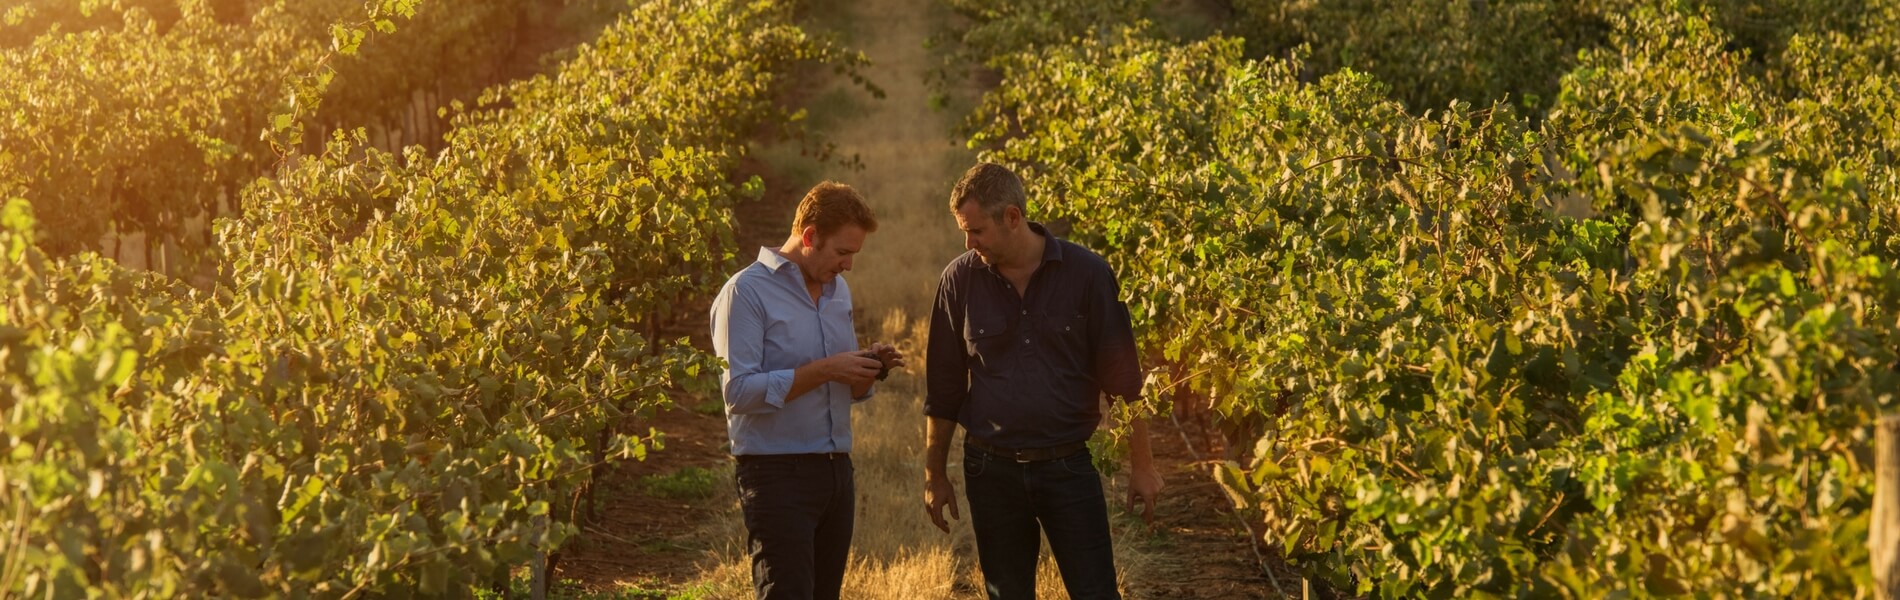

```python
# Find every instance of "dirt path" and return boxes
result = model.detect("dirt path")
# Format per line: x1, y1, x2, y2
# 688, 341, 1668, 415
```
554, 0, 1303, 597
811, 0, 1297, 596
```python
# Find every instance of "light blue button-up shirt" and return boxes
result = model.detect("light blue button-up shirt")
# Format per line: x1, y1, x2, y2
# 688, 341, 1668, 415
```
711, 247, 872, 456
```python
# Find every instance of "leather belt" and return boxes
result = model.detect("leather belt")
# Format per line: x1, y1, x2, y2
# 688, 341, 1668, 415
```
964, 436, 1088, 463
735, 452, 849, 464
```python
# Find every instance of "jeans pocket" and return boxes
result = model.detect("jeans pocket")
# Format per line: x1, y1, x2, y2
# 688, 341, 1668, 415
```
963, 449, 989, 478
735, 457, 798, 494
1057, 450, 1099, 477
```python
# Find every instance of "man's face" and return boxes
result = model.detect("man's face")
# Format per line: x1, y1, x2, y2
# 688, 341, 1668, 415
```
955, 201, 1008, 266
806, 224, 867, 284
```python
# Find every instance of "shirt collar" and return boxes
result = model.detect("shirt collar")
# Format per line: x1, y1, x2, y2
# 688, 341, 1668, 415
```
984, 222, 1063, 277
1028, 222, 1064, 264
757, 246, 794, 272
758, 246, 838, 298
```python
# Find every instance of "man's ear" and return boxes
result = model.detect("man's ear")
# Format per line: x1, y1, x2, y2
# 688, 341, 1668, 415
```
1004, 205, 1024, 229
800, 225, 819, 249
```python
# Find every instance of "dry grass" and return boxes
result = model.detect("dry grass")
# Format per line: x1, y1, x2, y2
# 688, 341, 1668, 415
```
667, 0, 1164, 595
678, 319, 1157, 599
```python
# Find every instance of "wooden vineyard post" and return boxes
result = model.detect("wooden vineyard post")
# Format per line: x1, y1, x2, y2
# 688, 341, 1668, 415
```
1874, 415, 1900, 600
532, 511, 550, 600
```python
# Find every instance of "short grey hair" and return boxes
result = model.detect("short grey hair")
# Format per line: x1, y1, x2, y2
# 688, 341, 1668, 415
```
949, 162, 1027, 221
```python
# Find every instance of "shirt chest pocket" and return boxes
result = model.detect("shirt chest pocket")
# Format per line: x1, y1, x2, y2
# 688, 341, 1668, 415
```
1038, 309, 1088, 357
963, 314, 1011, 370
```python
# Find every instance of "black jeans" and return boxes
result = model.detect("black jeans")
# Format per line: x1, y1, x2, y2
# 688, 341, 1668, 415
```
963, 446, 1120, 599
734, 453, 855, 600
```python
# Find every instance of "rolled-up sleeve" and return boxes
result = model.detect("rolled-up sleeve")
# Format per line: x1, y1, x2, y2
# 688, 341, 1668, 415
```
712, 280, 793, 414
1088, 266, 1142, 403
925, 268, 968, 420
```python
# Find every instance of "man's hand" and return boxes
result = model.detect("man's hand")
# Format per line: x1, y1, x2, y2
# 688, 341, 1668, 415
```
1125, 416, 1163, 526
923, 417, 960, 533
863, 342, 908, 376
824, 350, 883, 386
924, 472, 961, 533
1126, 462, 1163, 526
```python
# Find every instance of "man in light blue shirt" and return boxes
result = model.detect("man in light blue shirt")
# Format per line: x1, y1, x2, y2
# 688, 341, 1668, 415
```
710, 181, 903, 600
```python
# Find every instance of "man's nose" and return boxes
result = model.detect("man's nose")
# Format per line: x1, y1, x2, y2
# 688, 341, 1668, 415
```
841, 256, 854, 271
964, 234, 976, 250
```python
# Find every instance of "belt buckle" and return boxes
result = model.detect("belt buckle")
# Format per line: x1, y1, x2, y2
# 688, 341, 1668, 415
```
1013, 449, 1031, 463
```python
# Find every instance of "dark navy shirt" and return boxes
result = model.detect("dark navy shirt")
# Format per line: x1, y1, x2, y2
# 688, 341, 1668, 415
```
925, 223, 1142, 449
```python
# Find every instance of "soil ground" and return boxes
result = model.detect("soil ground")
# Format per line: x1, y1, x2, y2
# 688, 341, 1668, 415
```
547, 0, 1317, 597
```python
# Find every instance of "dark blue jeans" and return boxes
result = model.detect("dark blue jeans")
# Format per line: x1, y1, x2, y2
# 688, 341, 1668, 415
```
734, 454, 855, 600
963, 446, 1120, 599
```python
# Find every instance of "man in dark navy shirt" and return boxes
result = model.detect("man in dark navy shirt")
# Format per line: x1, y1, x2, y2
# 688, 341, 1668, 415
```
923, 163, 1162, 599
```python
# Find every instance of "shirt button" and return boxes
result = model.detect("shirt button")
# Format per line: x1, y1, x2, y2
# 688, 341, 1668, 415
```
1021, 310, 1027, 315
978, 329, 985, 334
1023, 338, 1030, 344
